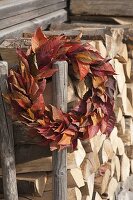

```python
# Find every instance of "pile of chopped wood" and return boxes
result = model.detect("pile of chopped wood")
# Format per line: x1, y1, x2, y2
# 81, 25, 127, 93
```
0, 25, 133, 200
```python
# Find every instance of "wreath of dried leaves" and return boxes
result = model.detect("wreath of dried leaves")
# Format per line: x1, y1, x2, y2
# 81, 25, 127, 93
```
4, 27, 116, 151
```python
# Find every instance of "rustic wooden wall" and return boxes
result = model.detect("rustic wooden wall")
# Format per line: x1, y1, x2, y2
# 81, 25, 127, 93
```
70, 0, 133, 17
0, 0, 68, 42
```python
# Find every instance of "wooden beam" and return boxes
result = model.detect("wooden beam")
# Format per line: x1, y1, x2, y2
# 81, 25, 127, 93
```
0, 2, 67, 30
70, 0, 133, 17
0, 61, 18, 200
0, 9, 67, 43
52, 61, 68, 200
0, 0, 66, 20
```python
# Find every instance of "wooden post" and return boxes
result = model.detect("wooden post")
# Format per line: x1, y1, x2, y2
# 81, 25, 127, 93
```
0, 61, 18, 200
52, 61, 68, 200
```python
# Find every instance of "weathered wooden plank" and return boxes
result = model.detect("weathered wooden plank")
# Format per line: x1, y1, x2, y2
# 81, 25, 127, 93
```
0, 61, 18, 200
70, 0, 133, 17
0, 172, 47, 196
14, 144, 51, 165
0, 142, 85, 174
46, 29, 108, 41
70, 15, 133, 26
0, 0, 66, 20
52, 61, 68, 200
13, 122, 42, 145
0, 9, 67, 42
0, 2, 67, 30
50, 22, 131, 30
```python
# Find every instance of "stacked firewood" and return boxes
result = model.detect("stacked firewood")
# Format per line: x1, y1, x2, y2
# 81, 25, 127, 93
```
0, 26, 133, 200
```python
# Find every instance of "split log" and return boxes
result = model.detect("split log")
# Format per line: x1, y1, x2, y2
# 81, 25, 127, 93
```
80, 173, 94, 199
123, 59, 132, 82
105, 29, 123, 59
44, 168, 85, 191
114, 59, 125, 93
116, 43, 128, 63
67, 187, 82, 200
120, 153, 130, 182
67, 140, 86, 169
111, 156, 120, 182
130, 159, 133, 174
81, 151, 100, 180
82, 132, 106, 153
114, 156, 121, 182
116, 93, 127, 116
89, 41, 96, 48
125, 97, 133, 117
109, 127, 118, 154
93, 192, 102, 200
95, 40, 107, 58
115, 107, 123, 123
125, 145, 133, 159
98, 145, 108, 164
0, 173, 47, 196
117, 116, 125, 136
116, 86, 133, 117
67, 168, 85, 188
102, 139, 114, 160
81, 140, 92, 154
125, 117, 133, 145
107, 178, 118, 200
16, 172, 47, 196
127, 83, 133, 106
81, 195, 90, 200
116, 137, 125, 156
89, 132, 106, 153
94, 168, 111, 195
44, 188, 82, 200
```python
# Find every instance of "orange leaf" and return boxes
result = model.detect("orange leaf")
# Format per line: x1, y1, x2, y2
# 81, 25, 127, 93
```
76, 52, 93, 64
62, 129, 76, 136
93, 76, 104, 88
58, 133, 72, 146
31, 27, 47, 52
27, 108, 35, 120
37, 119, 46, 126
91, 112, 102, 126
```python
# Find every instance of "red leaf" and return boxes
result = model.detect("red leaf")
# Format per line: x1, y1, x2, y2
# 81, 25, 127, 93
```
51, 105, 64, 121
86, 125, 99, 139
36, 67, 58, 80
36, 35, 66, 67
77, 60, 90, 80
31, 94, 45, 114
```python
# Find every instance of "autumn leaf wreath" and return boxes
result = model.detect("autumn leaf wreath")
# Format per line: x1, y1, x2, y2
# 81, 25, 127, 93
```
4, 27, 116, 151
